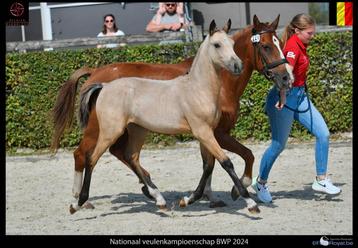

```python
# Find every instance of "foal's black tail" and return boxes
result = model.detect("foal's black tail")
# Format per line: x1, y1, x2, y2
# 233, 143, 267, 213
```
79, 83, 103, 129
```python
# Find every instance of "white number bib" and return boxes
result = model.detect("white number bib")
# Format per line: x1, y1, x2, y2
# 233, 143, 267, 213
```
251, 34, 260, 43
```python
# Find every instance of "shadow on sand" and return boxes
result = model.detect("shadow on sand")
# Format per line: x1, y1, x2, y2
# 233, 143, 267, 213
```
73, 182, 344, 221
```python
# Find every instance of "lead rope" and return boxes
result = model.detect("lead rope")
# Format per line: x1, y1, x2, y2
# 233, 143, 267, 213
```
283, 82, 313, 132
283, 83, 311, 113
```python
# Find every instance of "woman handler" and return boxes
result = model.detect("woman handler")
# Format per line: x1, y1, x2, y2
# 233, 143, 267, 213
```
252, 13, 341, 203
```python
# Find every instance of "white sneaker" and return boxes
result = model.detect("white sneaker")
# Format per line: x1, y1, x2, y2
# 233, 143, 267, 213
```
252, 177, 272, 203
312, 177, 341, 195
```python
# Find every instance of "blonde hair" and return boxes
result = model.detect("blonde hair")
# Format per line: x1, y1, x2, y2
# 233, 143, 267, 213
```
281, 13, 316, 47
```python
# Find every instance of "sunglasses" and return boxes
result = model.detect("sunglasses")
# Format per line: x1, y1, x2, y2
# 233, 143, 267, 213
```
166, 4, 176, 7
105, 20, 114, 23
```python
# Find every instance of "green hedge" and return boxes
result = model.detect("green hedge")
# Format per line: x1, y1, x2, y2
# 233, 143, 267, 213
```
6, 31, 352, 150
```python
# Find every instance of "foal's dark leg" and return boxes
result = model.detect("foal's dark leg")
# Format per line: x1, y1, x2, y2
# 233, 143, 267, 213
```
200, 145, 227, 208
109, 129, 153, 185
108, 126, 155, 201
186, 126, 259, 213
179, 143, 215, 207
220, 159, 259, 213
214, 129, 254, 200
70, 110, 128, 214
124, 124, 167, 209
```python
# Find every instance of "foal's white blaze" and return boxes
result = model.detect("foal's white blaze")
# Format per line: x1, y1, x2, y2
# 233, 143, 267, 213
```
72, 171, 83, 199
272, 35, 294, 81
148, 186, 166, 207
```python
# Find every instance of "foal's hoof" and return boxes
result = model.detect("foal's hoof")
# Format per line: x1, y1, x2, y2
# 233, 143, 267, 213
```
69, 204, 78, 215
179, 198, 187, 208
141, 186, 155, 200
209, 200, 227, 208
158, 204, 169, 211
231, 186, 240, 201
248, 205, 260, 214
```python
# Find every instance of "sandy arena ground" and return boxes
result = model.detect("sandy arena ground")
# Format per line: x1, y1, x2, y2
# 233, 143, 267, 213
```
6, 134, 352, 235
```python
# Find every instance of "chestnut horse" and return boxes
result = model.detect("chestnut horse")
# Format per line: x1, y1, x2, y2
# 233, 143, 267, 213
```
69, 19, 260, 214
52, 15, 293, 209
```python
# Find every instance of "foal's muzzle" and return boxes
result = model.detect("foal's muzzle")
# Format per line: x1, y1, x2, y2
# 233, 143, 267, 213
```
229, 57, 243, 75
234, 62, 242, 75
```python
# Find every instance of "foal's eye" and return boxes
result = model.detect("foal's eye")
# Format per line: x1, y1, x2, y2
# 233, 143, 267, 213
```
214, 43, 221, 48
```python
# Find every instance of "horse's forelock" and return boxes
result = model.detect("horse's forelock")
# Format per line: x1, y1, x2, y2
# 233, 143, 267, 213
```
257, 22, 276, 33
212, 28, 220, 35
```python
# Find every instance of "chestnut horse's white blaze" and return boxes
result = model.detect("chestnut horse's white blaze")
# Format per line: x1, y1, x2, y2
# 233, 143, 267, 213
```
272, 35, 294, 83
70, 19, 261, 214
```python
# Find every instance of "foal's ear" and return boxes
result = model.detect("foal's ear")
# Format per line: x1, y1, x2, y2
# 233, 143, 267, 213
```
253, 14, 260, 27
270, 14, 280, 30
223, 19, 231, 33
209, 19, 217, 36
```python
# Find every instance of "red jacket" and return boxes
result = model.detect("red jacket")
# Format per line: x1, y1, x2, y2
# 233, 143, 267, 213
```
283, 34, 309, 87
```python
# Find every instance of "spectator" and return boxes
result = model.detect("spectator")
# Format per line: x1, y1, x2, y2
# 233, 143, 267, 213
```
146, 2, 187, 33
97, 14, 125, 48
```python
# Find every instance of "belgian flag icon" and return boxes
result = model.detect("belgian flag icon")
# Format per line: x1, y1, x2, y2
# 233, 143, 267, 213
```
337, 2, 353, 26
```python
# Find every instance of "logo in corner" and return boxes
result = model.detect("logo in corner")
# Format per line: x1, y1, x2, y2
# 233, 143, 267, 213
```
6, 1, 29, 26
320, 236, 329, 246
10, 2, 25, 17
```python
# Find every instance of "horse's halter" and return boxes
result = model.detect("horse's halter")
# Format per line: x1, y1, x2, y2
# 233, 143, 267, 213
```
251, 28, 288, 80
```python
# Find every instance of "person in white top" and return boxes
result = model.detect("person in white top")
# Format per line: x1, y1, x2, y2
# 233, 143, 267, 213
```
97, 14, 125, 48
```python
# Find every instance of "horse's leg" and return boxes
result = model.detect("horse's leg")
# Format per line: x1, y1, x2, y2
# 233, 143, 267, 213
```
214, 129, 254, 200
70, 111, 100, 212
179, 142, 215, 208
180, 125, 259, 213
73, 112, 152, 199
181, 143, 226, 208
70, 115, 127, 214
124, 124, 167, 209
73, 146, 84, 199
199, 144, 227, 208
109, 129, 153, 186
215, 129, 254, 186
72, 111, 99, 202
